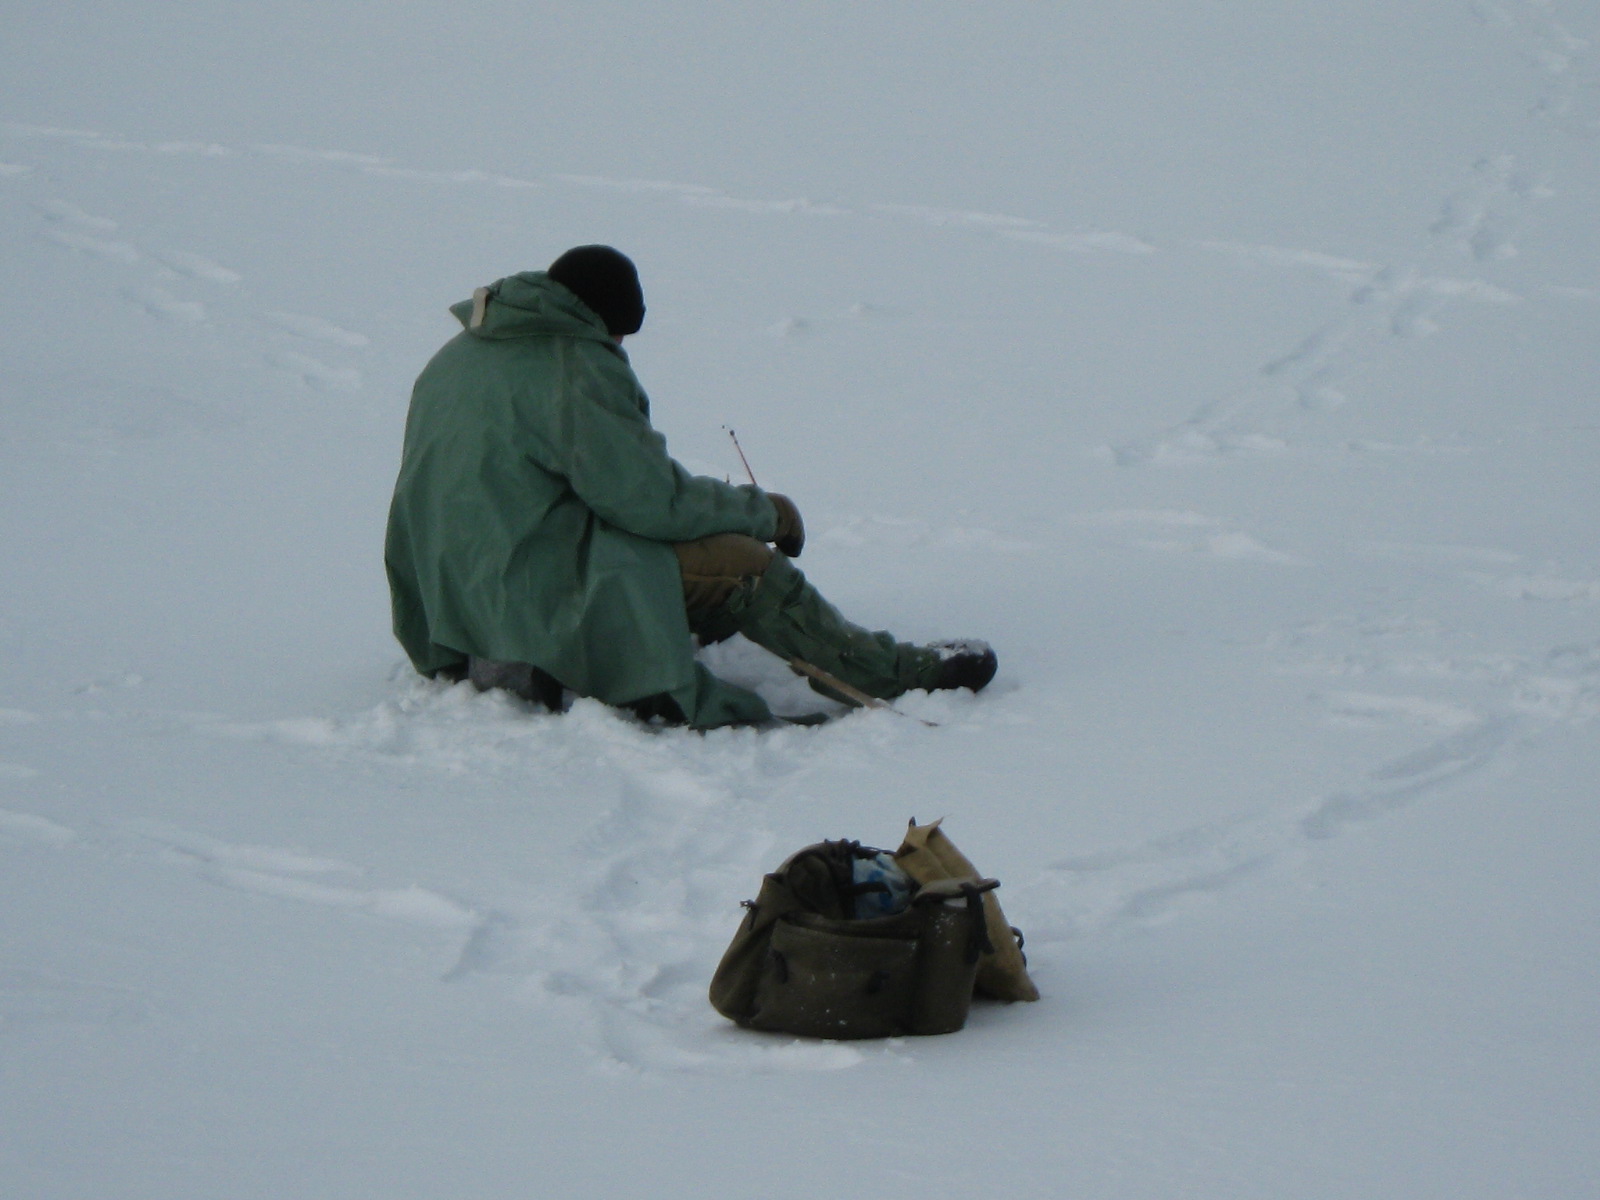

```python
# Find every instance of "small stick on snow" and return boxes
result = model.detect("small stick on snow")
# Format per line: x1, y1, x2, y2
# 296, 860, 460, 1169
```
788, 657, 938, 728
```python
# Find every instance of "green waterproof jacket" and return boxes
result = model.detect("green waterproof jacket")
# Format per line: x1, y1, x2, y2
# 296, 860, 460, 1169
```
385, 271, 779, 721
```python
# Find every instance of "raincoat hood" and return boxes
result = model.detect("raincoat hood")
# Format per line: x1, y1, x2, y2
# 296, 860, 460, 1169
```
447, 271, 623, 349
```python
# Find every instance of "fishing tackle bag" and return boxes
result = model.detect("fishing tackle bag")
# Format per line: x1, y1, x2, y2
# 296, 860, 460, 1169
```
709, 829, 1029, 1040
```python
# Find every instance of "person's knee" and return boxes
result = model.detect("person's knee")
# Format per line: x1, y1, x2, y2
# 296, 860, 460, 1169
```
676, 533, 776, 634
674, 533, 774, 583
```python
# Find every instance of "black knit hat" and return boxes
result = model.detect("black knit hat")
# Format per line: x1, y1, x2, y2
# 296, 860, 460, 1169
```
547, 245, 645, 337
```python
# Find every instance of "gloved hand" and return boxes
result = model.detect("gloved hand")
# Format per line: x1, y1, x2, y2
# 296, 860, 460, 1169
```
766, 492, 805, 558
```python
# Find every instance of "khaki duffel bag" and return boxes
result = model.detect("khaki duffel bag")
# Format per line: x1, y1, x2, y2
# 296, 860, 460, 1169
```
709, 829, 1035, 1040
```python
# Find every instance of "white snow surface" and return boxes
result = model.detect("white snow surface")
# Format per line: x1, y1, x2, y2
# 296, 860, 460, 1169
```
3, 3, 1599, 1196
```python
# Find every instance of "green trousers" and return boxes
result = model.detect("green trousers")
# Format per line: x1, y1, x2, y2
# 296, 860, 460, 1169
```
667, 534, 935, 727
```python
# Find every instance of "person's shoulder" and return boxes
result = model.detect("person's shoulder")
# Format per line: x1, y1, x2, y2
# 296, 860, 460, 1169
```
563, 335, 639, 386
567, 333, 630, 364
412, 328, 478, 383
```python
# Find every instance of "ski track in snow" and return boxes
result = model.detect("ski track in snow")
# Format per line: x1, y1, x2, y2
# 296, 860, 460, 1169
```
0, 785, 479, 930
1105, 0, 1598, 467
1019, 609, 1600, 946
143, 830, 479, 929
9, 4, 1592, 439
4, 122, 1147, 262
8, 159, 367, 396
0, 805, 75, 844
1021, 715, 1517, 942
1102, 247, 1528, 466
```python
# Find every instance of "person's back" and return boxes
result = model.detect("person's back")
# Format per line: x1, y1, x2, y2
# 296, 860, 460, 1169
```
387, 264, 778, 719
391, 282, 602, 667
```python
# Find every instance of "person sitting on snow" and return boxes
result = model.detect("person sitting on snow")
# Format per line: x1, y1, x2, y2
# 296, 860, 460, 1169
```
384, 244, 997, 728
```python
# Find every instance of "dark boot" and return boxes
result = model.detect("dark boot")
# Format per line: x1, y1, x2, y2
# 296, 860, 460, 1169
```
923, 640, 999, 692
467, 656, 566, 711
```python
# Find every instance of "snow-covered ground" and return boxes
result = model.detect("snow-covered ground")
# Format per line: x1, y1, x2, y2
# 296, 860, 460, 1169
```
3, 3, 1598, 1196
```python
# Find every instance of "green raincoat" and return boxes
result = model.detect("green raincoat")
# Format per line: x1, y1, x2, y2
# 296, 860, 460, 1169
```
385, 272, 779, 722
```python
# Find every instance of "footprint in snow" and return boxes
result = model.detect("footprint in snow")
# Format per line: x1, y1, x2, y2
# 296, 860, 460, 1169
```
1315, 690, 1483, 731
0, 806, 74, 843
127, 286, 206, 324
263, 311, 369, 347
127, 823, 479, 930
36, 199, 119, 232
42, 227, 141, 264
272, 350, 363, 392
155, 249, 242, 285
1026, 715, 1516, 942
1299, 718, 1513, 840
